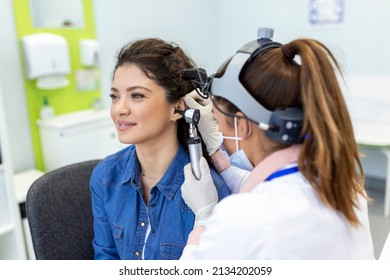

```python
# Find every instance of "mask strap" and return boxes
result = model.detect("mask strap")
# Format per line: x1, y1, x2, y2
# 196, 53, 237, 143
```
234, 116, 239, 153
220, 116, 243, 153
221, 135, 242, 140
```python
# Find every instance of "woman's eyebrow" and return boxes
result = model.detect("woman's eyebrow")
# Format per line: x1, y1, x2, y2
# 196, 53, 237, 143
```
110, 85, 152, 93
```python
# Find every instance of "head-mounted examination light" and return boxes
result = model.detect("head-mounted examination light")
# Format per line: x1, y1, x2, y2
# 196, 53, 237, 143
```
205, 27, 304, 145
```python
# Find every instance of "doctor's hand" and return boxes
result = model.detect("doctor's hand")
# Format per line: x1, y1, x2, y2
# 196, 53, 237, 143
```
185, 90, 220, 156
181, 157, 218, 228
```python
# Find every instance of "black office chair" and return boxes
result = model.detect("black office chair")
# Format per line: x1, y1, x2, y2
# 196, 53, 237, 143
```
26, 159, 100, 260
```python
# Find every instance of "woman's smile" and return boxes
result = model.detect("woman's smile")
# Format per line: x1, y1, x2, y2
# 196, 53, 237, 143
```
117, 120, 136, 131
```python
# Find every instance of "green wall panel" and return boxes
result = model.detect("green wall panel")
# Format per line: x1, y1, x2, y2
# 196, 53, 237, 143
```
12, 0, 102, 171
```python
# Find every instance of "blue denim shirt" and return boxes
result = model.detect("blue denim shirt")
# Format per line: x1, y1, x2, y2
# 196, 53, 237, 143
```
90, 144, 230, 260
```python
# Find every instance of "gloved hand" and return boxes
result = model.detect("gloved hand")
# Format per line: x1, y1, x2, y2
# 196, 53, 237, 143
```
184, 90, 220, 155
181, 157, 218, 228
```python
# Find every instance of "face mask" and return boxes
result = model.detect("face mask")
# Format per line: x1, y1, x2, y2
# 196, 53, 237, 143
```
218, 117, 254, 171
229, 149, 254, 171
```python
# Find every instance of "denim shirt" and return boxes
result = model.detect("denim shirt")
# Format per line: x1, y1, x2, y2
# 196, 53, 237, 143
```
90, 144, 231, 260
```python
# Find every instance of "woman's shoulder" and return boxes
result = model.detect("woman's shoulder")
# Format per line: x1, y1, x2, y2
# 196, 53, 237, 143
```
92, 145, 136, 178
100, 143, 133, 162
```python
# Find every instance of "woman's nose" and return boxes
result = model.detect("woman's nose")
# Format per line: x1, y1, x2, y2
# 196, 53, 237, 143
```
115, 99, 131, 116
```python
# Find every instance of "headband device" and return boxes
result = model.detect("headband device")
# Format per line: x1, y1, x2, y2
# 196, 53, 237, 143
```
206, 27, 303, 144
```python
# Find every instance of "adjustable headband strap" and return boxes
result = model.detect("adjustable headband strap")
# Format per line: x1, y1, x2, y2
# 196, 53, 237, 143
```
210, 52, 273, 124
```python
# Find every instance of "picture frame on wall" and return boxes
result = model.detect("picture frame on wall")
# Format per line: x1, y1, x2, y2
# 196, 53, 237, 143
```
309, 0, 345, 25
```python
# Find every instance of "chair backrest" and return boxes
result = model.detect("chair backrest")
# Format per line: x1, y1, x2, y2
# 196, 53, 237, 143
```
26, 159, 100, 260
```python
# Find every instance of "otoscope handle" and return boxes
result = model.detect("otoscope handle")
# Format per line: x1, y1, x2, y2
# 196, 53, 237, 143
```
188, 138, 202, 180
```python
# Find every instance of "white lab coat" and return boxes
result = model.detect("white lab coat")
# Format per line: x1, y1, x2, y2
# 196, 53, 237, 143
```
180, 165, 375, 260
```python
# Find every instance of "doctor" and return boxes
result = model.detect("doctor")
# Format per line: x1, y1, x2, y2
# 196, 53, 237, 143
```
180, 28, 374, 259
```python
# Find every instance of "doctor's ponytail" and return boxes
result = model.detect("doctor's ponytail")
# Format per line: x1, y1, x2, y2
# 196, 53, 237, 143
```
284, 39, 366, 226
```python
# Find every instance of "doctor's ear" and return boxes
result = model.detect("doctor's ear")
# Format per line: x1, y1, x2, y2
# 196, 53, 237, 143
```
235, 112, 252, 139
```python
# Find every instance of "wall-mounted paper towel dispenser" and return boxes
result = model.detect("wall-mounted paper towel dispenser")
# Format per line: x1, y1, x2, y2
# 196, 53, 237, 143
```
22, 33, 71, 79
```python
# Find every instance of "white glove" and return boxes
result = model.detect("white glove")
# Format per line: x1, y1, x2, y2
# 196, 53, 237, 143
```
181, 157, 218, 228
184, 90, 220, 155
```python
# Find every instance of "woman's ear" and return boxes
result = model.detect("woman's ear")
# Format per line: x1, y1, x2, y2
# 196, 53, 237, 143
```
176, 97, 186, 111
171, 98, 186, 121
235, 111, 252, 140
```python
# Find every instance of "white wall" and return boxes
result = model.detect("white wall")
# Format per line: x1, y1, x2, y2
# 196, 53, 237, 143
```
214, 0, 390, 76
0, 0, 34, 173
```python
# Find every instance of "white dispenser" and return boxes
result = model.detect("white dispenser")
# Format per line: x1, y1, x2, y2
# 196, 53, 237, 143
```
21, 33, 71, 89
79, 39, 99, 67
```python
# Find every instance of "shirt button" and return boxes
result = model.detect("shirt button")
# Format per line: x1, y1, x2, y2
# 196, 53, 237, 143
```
151, 229, 156, 234
151, 203, 156, 208
135, 251, 140, 256
140, 222, 145, 227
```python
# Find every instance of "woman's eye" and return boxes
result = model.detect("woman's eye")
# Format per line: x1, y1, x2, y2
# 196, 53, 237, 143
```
109, 93, 119, 100
131, 93, 145, 99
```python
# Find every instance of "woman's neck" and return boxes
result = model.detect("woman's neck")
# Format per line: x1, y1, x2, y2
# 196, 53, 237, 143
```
246, 128, 284, 166
136, 139, 180, 204
137, 139, 179, 175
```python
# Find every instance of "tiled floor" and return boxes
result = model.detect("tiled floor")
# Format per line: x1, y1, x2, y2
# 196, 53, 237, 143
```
365, 177, 390, 259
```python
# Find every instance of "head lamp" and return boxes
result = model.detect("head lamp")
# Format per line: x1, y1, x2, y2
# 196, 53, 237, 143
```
205, 27, 304, 144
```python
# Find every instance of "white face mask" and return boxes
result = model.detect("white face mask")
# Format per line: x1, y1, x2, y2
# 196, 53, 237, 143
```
229, 149, 254, 171
218, 117, 254, 171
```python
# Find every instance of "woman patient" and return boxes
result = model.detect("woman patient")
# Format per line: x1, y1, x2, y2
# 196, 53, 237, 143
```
89, 38, 230, 260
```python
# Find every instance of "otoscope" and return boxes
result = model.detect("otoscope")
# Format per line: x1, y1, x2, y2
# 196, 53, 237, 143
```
184, 108, 202, 180
181, 68, 209, 180
175, 108, 202, 180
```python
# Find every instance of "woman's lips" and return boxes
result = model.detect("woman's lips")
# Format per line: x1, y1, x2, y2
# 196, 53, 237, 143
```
117, 120, 136, 131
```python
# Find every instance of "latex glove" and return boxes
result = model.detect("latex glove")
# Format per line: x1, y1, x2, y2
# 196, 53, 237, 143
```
184, 90, 220, 155
181, 157, 218, 228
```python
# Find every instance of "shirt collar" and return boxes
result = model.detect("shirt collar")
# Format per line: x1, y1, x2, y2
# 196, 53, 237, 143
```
122, 144, 190, 200
156, 145, 189, 200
